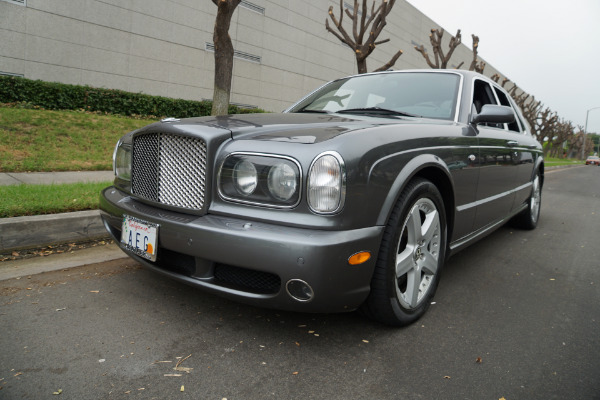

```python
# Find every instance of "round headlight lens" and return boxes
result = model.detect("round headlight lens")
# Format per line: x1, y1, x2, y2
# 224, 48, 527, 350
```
268, 163, 297, 201
233, 160, 257, 195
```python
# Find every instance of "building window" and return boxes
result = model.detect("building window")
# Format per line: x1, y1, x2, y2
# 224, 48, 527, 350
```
205, 43, 261, 64
240, 1, 264, 15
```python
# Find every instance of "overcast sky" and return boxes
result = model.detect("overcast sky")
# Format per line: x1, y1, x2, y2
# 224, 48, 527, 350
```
406, 0, 600, 134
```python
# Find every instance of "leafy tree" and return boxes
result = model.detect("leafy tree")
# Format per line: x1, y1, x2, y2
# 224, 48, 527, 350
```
326, 0, 403, 74
211, 0, 241, 116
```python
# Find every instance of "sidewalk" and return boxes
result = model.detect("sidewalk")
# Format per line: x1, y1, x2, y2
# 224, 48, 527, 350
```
0, 170, 114, 186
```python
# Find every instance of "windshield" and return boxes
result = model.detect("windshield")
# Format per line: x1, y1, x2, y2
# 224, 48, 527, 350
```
289, 72, 461, 120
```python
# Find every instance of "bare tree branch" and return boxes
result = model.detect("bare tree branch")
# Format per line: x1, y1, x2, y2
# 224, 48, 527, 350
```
414, 28, 462, 69
468, 34, 485, 73
325, 0, 403, 73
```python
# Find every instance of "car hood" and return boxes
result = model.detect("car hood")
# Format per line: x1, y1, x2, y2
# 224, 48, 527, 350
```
164, 113, 447, 144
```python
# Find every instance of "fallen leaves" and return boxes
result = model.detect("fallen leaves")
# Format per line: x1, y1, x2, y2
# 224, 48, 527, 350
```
53, 389, 62, 395
0, 239, 115, 262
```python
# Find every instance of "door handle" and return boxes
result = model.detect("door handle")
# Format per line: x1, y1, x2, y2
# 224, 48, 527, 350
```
507, 141, 519, 147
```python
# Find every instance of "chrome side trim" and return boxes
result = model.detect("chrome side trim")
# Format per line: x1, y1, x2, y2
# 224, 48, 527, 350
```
456, 182, 532, 212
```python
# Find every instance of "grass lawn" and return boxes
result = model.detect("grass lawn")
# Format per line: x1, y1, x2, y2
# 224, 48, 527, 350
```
544, 157, 584, 167
0, 181, 112, 218
0, 106, 154, 172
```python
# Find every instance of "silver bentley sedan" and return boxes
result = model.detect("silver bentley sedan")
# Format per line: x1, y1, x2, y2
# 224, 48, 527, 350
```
100, 70, 543, 326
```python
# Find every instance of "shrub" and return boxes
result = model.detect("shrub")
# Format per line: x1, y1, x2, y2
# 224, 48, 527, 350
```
0, 76, 265, 118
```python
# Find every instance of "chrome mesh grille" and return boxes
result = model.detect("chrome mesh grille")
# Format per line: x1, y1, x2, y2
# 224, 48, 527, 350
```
132, 133, 207, 211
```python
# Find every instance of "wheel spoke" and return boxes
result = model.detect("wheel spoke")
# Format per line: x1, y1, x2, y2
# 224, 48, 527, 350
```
421, 209, 439, 244
407, 206, 423, 244
404, 270, 421, 308
396, 247, 415, 278
421, 250, 439, 275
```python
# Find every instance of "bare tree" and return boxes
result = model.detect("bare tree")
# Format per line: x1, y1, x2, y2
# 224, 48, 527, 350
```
535, 107, 559, 149
468, 35, 485, 73
326, 0, 403, 74
414, 28, 462, 69
211, 0, 241, 116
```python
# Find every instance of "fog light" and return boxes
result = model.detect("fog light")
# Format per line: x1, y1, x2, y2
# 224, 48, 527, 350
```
286, 279, 314, 302
348, 251, 371, 265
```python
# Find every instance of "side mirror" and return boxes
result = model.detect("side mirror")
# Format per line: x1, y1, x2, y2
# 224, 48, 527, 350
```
471, 104, 516, 125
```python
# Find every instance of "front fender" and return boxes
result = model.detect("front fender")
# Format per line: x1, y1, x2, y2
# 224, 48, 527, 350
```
371, 153, 454, 226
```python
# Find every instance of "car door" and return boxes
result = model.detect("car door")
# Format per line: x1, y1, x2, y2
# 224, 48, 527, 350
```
471, 79, 520, 232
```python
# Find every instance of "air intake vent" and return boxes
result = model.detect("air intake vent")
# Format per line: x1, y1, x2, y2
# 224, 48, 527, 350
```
205, 43, 261, 64
240, 1, 265, 14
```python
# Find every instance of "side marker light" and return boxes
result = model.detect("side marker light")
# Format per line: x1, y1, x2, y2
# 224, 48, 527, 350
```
348, 251, 371, 265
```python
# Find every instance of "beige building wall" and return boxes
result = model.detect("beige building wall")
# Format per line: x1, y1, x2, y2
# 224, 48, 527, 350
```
0, 0, 510, 112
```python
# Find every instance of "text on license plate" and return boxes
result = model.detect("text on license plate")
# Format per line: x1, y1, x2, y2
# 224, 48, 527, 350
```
121, 215, 158, 262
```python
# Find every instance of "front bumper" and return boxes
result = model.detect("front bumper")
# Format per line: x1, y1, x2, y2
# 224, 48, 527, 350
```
100, 187, 384, 313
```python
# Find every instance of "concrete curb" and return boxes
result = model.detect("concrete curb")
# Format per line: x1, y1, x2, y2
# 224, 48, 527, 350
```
0, 244, 128, 281
0, 210, 109, 252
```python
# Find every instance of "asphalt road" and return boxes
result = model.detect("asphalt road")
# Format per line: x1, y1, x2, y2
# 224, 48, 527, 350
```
1, 166, 599, 400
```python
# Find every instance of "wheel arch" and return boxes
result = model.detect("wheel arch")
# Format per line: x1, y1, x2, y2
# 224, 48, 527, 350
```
375, 155, 456, 243
536, 158, 545, 188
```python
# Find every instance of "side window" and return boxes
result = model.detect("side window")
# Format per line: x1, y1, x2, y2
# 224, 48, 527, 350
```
508, 96, 530, 135
472, 79, 501, 128
494, 87, 521, 132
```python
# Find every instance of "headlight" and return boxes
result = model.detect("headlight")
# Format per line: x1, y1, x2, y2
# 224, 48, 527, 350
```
308, 152, 345, 213
233, 160, 257, 195
113, 140, 132, 181
268, 163, 297, 201
219, 153, 301, 208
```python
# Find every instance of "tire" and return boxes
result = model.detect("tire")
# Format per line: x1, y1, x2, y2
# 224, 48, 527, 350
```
362, 178, 447, 326
511, 171, 541, 230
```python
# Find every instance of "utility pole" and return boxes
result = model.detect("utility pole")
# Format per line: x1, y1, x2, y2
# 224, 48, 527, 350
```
582, 107, 600, 159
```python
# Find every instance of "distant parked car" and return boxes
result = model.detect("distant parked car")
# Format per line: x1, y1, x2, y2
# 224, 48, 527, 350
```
585, 156, 600, 166
100, 70, 544, 326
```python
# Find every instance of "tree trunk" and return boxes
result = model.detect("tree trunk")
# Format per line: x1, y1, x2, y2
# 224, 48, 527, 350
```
211, 0, 240, 116
356, 57, 368, 74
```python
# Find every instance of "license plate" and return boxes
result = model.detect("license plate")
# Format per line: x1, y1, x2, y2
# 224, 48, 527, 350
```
121, 215, 158, 262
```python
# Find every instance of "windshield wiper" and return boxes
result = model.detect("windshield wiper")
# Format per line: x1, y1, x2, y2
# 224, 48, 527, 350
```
295, 109, 331, 114
336, 107, 420, 118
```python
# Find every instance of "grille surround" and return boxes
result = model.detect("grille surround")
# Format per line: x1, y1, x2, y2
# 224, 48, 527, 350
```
132, 132, 207, 212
